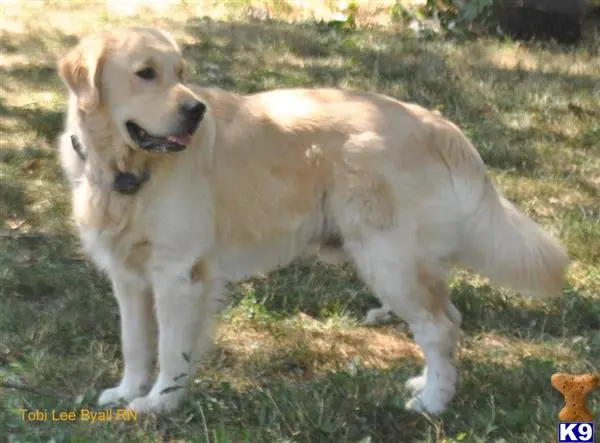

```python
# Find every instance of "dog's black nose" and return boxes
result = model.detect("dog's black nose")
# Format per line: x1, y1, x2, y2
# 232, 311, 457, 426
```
179, 100, 206, 132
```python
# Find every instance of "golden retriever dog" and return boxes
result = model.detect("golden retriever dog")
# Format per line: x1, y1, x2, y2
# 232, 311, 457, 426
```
57, 27, 568, 415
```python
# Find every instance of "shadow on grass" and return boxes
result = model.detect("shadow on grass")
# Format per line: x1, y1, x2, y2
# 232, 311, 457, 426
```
0, 27, 76, 163
0, 178, 27, 222
451, 281, 600, 338
0, 100, 64, 145
0, 27, 78, 56
229, 261, 378, 320
3, 65, 61, 90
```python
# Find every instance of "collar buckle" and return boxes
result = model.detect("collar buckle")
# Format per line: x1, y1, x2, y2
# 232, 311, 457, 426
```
70, 134, 150, 195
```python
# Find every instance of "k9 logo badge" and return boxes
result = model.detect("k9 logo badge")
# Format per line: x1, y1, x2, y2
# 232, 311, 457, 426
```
558, 422, 595, 442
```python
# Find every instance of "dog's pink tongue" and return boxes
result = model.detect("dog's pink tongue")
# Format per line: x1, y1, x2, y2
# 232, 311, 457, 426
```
168, 134, 193, 146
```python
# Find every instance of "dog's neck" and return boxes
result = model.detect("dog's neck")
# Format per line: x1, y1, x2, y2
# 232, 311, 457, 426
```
70, 133, 151, 195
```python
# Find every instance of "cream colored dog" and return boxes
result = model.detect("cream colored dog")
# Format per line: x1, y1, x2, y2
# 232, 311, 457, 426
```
57, 27, 568, 415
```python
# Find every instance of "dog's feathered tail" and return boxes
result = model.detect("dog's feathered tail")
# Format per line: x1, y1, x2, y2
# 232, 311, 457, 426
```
458, 176, 568, 297
433, 120, 569, 298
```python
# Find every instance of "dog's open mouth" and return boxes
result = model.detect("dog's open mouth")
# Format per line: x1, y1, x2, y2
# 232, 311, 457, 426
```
126, 121, 194, 153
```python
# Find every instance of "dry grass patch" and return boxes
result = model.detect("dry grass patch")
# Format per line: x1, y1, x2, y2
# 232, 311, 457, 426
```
461, 333, 581, 370
214, 313, 421, 387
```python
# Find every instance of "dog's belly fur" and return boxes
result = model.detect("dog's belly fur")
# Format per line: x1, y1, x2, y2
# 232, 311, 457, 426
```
212, 204, 346, 281
213, 223, 322, 281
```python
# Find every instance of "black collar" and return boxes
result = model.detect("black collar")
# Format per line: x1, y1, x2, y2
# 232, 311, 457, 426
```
70, 134, 86, 161
70, 134, 151, 195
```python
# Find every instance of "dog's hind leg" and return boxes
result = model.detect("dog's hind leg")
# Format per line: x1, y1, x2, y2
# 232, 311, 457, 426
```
403, 280, 462, 398
98, 267, 156, 406
346, 229, 461, 414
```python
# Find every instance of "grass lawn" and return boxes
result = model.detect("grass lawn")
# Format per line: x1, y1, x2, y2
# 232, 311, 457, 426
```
1, 2, 599, 442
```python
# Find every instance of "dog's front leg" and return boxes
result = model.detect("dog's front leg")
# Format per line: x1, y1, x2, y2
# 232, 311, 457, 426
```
98, 267, 156, 406
128, 264, 220, 414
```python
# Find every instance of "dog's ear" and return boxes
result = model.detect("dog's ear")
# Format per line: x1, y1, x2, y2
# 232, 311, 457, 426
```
58, 33, 109, 113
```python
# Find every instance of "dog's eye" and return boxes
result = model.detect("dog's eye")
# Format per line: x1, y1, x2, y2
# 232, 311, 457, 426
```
135, 67, 157, 81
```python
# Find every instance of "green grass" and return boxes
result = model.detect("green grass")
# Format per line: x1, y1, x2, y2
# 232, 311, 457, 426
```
1, 2, 599, 442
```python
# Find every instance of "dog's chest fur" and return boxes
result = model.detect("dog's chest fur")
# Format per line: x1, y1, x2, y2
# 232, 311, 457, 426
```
72, 178, 152, 272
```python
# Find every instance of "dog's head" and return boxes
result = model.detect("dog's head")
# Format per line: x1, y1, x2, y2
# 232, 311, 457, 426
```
59, 27, 205, 153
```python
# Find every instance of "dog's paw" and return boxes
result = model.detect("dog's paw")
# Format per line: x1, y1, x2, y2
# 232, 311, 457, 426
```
405, 374, 427, 394
404, 392, 447, 415
404, 383, 454, 415
362, 306, 392, 326
98, 383, 148, 406
128, 391, 181, 415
